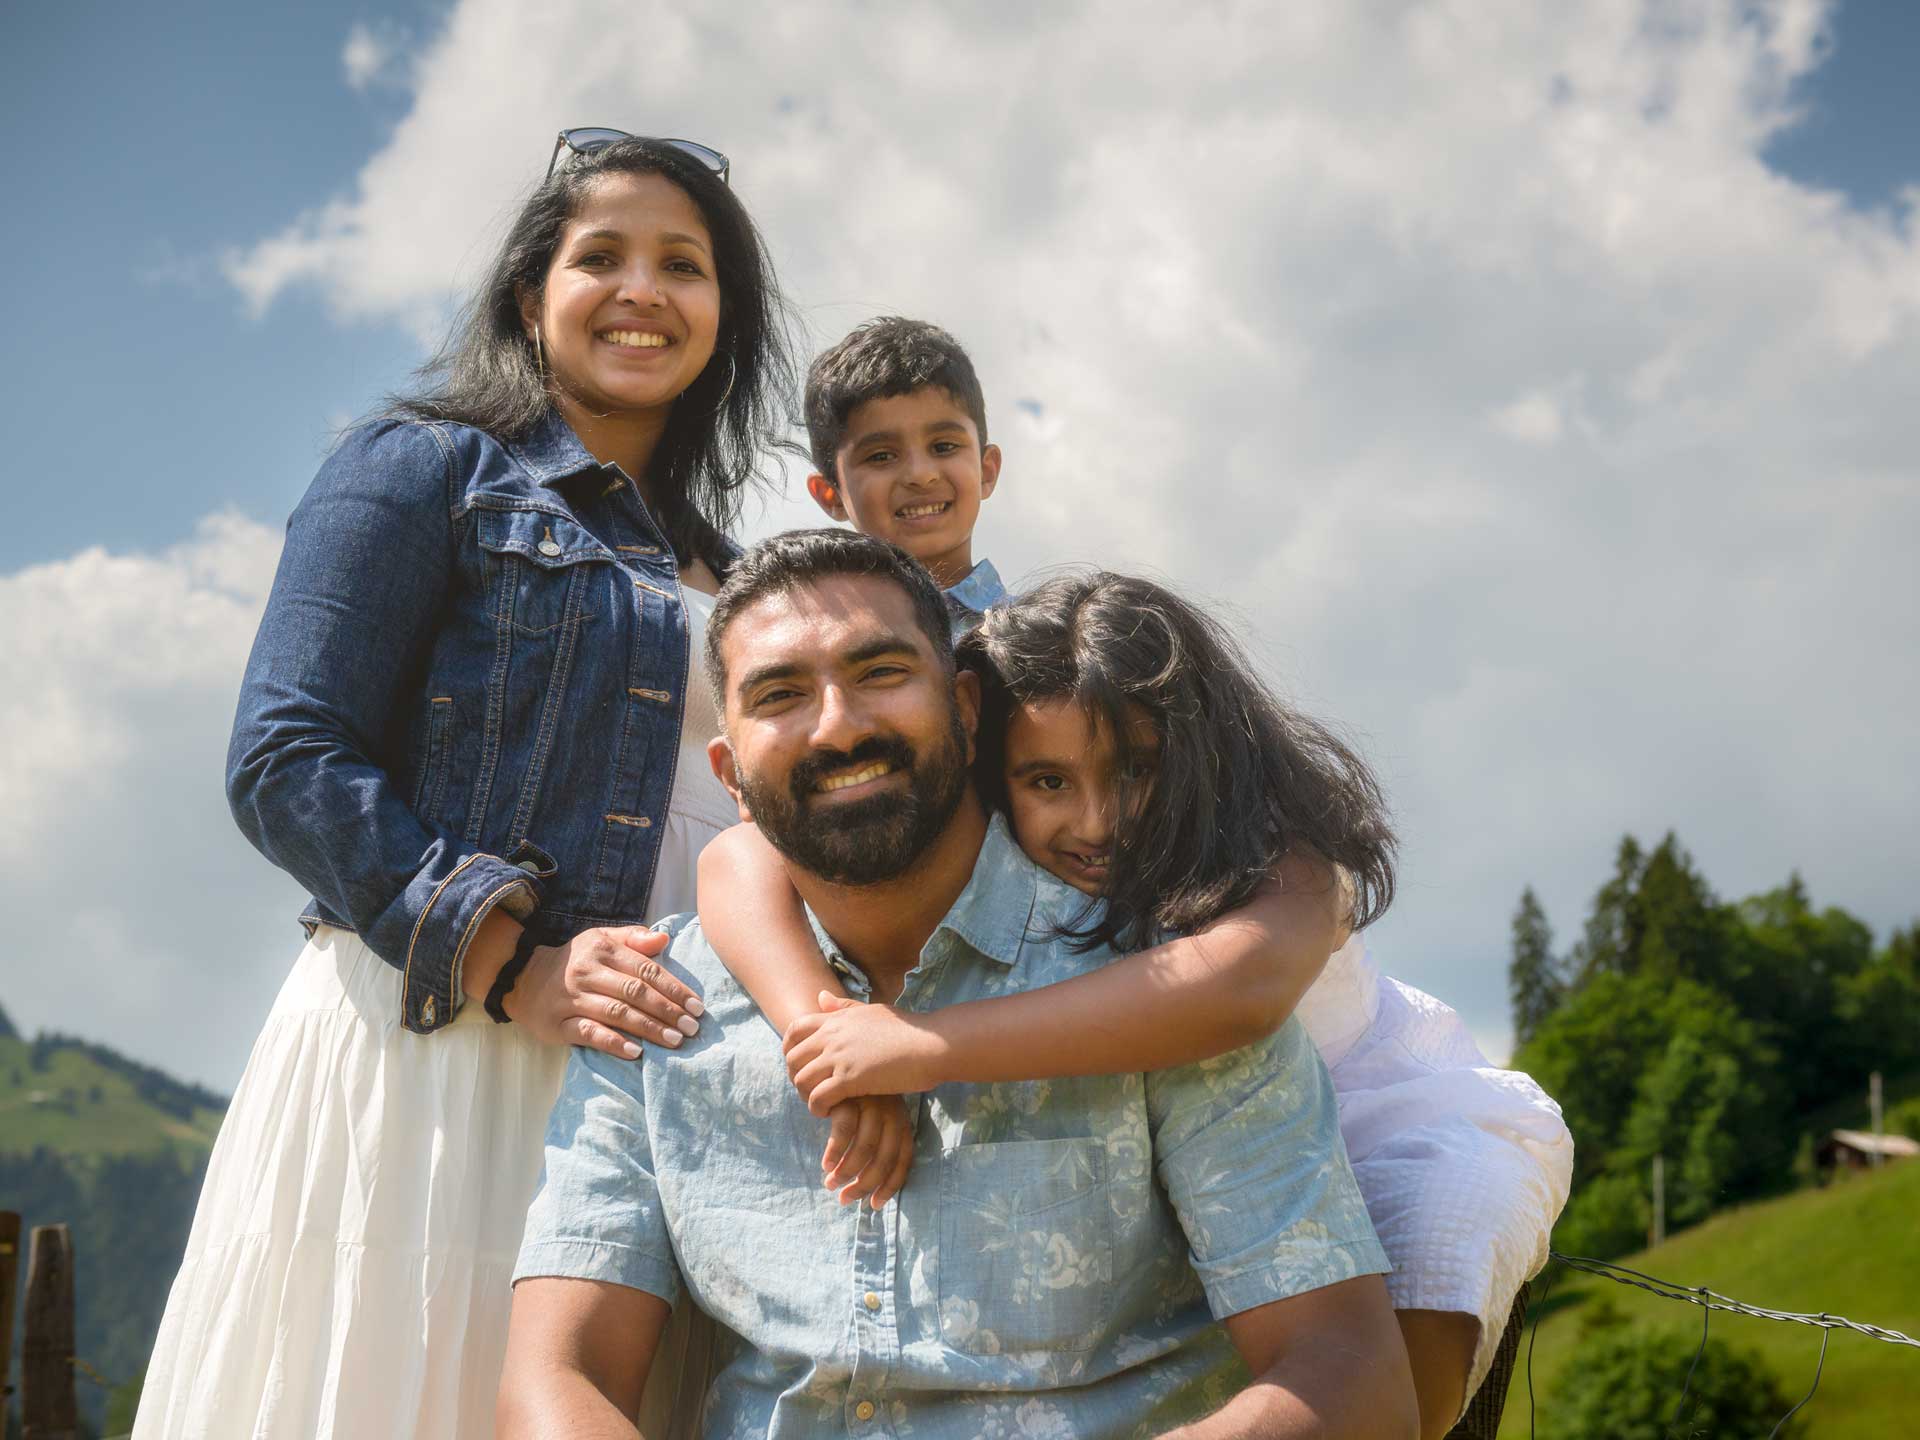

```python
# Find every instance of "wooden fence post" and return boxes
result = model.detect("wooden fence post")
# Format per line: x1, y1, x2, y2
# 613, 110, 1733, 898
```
22, 1223, 78, 1440
0, 1211, 20, 1422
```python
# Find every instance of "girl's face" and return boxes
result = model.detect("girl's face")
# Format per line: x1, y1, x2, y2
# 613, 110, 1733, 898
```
527, 171, 721, 424
1003, 697, 1160, 896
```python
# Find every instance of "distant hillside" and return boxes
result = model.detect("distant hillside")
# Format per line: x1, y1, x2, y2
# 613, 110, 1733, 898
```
0, 1031, 226, 1162
1500, 1160, 1920, 1438
2, 1019, 228, 1436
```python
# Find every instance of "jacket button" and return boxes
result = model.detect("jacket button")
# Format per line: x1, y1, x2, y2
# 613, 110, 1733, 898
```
537, 539, 562, 557
515, 859, 542, 874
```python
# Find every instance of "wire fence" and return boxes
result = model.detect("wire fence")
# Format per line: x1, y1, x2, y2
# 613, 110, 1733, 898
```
1524, 1248, 1919, 1438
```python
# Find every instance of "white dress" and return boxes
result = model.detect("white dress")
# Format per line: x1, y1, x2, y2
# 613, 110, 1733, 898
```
135, 586, 736, 1440
1298, 936, 1574, 1401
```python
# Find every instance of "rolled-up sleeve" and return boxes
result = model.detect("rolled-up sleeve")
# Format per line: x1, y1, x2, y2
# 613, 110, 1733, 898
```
515, 1047, 680, 1304
225, 420, 539, 1034
1147, 1019, 1390, 1320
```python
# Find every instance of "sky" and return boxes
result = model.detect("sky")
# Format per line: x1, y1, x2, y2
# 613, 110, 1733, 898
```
4, 0, 1917, 1091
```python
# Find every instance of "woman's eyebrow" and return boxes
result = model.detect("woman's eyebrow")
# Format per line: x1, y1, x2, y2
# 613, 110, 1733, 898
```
572, 228, 712, 255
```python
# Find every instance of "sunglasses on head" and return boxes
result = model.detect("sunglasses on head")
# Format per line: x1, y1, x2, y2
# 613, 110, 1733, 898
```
546, 128, 731, 186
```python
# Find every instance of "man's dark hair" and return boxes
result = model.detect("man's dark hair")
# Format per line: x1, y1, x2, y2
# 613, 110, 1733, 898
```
804, 317, 987, 481
705, 529, 955, 700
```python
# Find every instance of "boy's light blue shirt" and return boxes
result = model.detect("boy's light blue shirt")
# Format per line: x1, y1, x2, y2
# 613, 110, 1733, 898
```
942, 557, 1006, 635
515, 815, 1388, 1438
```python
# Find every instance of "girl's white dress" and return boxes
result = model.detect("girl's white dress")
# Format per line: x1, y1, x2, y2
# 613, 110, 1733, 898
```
135, 587, 736, 1440
1301, 938, 1574, 1401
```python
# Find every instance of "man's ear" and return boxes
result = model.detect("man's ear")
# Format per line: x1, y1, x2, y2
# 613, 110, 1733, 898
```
805, 473, 849, 521
707, 735, 753, 824
978, 443, 1003, 502
952, 666, 982, 764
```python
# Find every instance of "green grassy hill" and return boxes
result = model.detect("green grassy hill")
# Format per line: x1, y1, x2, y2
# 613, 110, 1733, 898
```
2, 1015, 227, 1438
1500, 1160, 1920, 1438
0, 1034, 224, 1162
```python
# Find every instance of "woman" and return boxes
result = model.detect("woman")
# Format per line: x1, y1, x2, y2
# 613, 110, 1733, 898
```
135, 132, 792, 1439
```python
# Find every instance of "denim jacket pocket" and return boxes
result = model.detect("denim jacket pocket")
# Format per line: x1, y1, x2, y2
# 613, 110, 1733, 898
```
476, 508, 618, 637
938, 1136, 1113, 1356
412, 695, 456, 826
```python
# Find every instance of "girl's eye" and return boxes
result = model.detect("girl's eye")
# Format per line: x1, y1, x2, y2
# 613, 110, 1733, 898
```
860, 449, 896, 466
1032, 774, 1068, 793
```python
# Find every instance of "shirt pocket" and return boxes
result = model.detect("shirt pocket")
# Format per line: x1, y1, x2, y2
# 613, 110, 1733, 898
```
475, 508, 617, 637
938, 1136, 1113, 1356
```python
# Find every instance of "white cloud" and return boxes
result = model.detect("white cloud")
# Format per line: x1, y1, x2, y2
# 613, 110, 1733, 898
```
1, 518, 301, 1089
173, 0, 1920, 1072
341, 19, 407, 92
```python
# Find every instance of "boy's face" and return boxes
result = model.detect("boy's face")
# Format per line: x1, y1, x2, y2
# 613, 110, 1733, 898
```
807, 386, 1001, 588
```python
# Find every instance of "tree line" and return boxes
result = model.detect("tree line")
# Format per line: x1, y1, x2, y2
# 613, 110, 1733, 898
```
1509, 833, 1920, 1257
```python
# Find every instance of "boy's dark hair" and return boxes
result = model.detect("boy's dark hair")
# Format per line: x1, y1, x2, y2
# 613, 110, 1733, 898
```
705, 529, 955, 700
804, 317, 988, 480
388, 137, 796, 575
960, 572, 1397, 954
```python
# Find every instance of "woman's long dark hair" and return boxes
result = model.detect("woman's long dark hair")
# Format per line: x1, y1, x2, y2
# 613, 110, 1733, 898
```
961, 572, 1396, 953
389, 137, 795, 570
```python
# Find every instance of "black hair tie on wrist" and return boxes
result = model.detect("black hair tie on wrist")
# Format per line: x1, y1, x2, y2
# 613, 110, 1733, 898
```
485, 928, 544, 1024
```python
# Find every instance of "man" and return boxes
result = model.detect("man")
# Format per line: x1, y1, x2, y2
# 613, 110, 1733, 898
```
499, 530, 1419, 1439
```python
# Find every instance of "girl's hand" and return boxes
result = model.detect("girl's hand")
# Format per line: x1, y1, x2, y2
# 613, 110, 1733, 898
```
783, 992, 946, 1115
504, 927, 705, 1058
820, 1095, 914, 1209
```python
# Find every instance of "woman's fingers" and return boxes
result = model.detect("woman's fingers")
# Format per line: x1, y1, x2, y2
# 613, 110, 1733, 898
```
615, 929, 705, 1017
570, 1016, 643, 1061
578, 968, 697, 1043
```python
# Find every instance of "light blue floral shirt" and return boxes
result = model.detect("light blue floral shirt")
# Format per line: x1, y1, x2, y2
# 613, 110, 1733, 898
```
942, 557, 1007, 635
515, 816, 1388, 1439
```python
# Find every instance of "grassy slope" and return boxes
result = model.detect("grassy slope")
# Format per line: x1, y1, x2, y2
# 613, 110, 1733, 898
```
0, 1034, 223, 1162
1499, 1159, 1920, 1438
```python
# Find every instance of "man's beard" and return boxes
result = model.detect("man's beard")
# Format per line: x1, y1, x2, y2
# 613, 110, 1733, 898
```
737, 709, 972, 887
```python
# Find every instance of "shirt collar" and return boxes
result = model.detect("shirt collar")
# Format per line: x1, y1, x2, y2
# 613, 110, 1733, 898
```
943, 558, 1007, 618
806, 813, 1039, 995
506, 408, 609, 488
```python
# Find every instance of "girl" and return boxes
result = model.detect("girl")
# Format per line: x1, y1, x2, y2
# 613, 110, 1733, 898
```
136, 132, 791, 1440
702, 572, 1572, 1440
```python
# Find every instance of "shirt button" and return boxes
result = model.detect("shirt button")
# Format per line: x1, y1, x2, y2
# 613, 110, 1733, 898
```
854, 1401, 875, 1421
862, 1290, 881, 1312
537, 539, 562, 557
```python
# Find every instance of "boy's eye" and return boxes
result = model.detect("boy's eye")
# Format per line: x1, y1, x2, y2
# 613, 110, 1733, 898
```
859, 449, 896, 466
930, 440, 960, 455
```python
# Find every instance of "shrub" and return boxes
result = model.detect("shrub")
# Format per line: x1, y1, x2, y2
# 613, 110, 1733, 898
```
1540, 1325, 1803, 1440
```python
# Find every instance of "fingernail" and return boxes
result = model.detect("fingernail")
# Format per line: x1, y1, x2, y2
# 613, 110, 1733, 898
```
685, 996, 705, 1018
677, 1015, 700, 1036
622, 1042, 642, 1059
660, 1030, 683, 1048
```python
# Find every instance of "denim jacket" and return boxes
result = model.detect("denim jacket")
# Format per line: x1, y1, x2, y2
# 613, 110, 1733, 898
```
227, 410, 733, 1036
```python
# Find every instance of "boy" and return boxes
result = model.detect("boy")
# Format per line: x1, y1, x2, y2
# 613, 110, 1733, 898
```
799, 316, 1007, 631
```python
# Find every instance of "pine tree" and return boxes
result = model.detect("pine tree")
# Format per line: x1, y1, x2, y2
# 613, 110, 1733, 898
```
1570, 835, 1644, 981
1509, 886, 1562, 1047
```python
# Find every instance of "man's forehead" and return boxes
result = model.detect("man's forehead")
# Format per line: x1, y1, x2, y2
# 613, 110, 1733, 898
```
721, 574, 930, 681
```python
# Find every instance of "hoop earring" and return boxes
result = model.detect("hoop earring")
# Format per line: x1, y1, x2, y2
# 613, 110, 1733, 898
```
705, 351, 737, 415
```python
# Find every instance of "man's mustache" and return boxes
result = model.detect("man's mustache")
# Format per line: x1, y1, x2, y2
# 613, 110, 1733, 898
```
786, 735, 918, 802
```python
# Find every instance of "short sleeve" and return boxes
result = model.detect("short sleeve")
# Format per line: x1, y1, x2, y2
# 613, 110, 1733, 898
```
514, 1046, 681, 1304
1147, 1018, 1389, 1319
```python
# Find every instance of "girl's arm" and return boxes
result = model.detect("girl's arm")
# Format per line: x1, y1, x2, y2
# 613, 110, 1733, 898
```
783, 848, 1352, 1113
695, 822, 850, 1033
697, 822, 914, 1209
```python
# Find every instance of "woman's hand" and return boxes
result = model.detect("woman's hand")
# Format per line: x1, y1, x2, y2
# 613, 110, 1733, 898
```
504, 927, 705, 1058
820, 1095, 915, 1210
783, 992, 946, 1115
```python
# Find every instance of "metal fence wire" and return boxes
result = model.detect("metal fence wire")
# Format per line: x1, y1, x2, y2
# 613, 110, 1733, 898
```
1526, 1248, 1919, 1439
